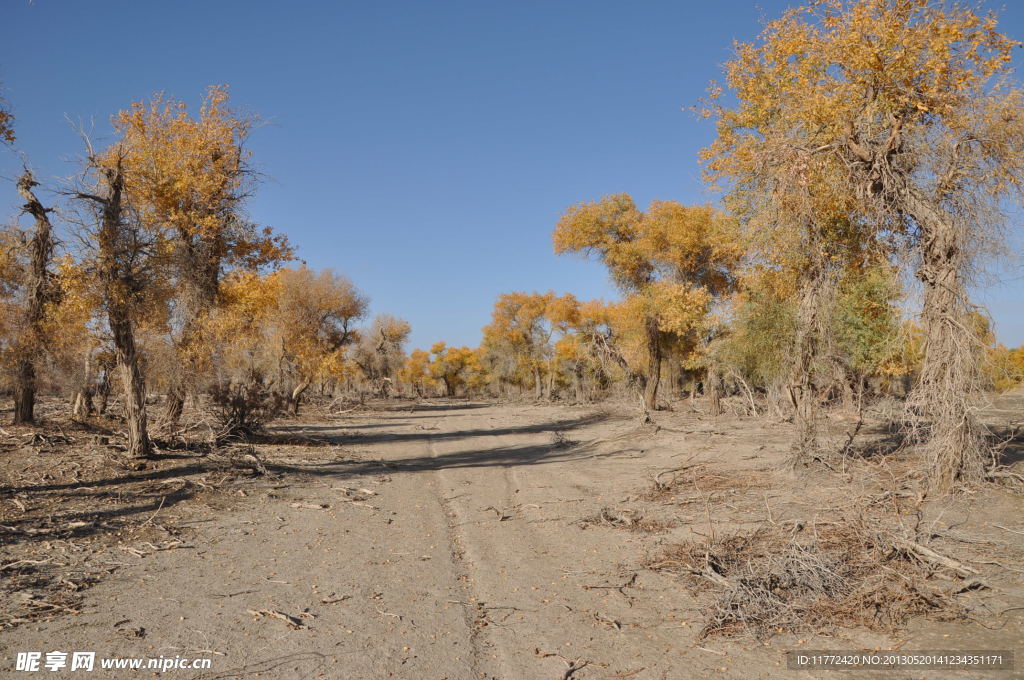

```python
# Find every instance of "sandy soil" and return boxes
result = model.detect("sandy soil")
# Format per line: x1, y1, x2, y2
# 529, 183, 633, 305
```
1, 400, 1022, 679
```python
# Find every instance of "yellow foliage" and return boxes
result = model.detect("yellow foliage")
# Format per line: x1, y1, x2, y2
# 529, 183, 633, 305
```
554, 194, 740, 396
428, 343, 488, 396
40, 257, 104, 363
0, 97, 13, 143
378, 317, 412, 344
111, 85, 291, 269
554, 194, 739, 296
400, 349, 434, 394
877, 321, 924, 379
210, 265, 367, 389
702, 0, 1024, 262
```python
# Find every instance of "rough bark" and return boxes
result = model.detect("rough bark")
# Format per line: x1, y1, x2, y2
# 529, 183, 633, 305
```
787, 259, 832, 469
904, 189, 989, 492
162, 383, 186, 427
642, 315, 661, 412
161, 234, 220, 428
843, 115, 992, 493
72, 349, 96, 419
110, 318, 151, 457
72, 389, 94, 419
13, 361, 36, 425
707, 365, 723, 417
94, 163, 152, 458
12, 171, 56, 425
546, 360, 556, 401
96, 367, 112, 415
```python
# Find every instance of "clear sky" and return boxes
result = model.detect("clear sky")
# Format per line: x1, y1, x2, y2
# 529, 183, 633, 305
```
2, 0, 1022, 350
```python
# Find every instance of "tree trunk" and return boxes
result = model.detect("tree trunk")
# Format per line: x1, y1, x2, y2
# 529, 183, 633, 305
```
72, 389, 94, 419
97, 368, 112, 415
95, 162, 152, 459
72, 349, 96, 419
787, 259, 832, 469
533, 365, 543, 400
290, 380, 310, 415
111, 319, 152, 458
162, 224, 222, 430
904, 190, 988, 493
162, 382, 186, 428
642, 315, 661, 412
667, 357, 682, 399
707, 365, 723, 417
12, 171, 56, 425
546, 360, 555, 401
831, 360, 855, 411
13, 360, 36, 425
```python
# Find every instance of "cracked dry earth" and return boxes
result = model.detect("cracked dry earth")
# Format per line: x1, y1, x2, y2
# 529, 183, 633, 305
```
2, 401, 1022, 679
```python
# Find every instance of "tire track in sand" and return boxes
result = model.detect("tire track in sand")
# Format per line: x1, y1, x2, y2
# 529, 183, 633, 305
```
427, 429, 500, 680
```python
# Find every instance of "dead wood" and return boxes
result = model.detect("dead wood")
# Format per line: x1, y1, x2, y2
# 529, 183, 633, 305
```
246, 608, 305, 629
645, 518, 970, 640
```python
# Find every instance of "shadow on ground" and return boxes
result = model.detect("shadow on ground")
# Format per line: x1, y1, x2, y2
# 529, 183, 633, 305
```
1, 408, 621, 546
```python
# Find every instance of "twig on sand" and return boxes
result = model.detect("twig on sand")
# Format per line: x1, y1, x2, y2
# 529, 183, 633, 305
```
375, 606, 411, 625
535, 649, 592, 679
993, 524, 1024, 536
561, 659, 589, 679
289, 502, 329, 510
141, 496, 166, 526
246, 608, 304, 629
1, 558, 55, 571
887, 534, 979, 576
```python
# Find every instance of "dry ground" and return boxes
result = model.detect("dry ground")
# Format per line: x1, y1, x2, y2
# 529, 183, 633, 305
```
1, 396, 1022, 679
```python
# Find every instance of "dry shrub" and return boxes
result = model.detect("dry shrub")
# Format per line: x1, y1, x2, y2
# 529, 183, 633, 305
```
642, 464, 768, 501
578, 507, 673, 533
210, 382, 274, 443
646, 519, 964, 640
205, 442, 267, 476
550, 430, 576, 449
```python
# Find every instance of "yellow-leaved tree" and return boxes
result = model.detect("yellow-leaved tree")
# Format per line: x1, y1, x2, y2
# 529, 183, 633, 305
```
702, 0, 1024, 490
264, 266, 367, 414
480, 291, 580, 400
352, 314, 412, 398
554, 194, 739, 416
428, 342, 487, 398
400, 348, 435, 397
113, 85, 291, 428
205, 265, 368, 431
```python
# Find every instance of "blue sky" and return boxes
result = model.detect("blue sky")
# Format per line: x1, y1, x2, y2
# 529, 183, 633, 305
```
2, 0, 1022, 350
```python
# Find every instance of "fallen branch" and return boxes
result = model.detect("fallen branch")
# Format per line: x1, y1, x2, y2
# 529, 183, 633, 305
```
246, 608, 304, 629
0, 558, 55, 571
887, 534, 978, 576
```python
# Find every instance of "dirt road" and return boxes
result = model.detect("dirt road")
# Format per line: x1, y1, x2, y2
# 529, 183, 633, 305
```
2, 402, 1021, 679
